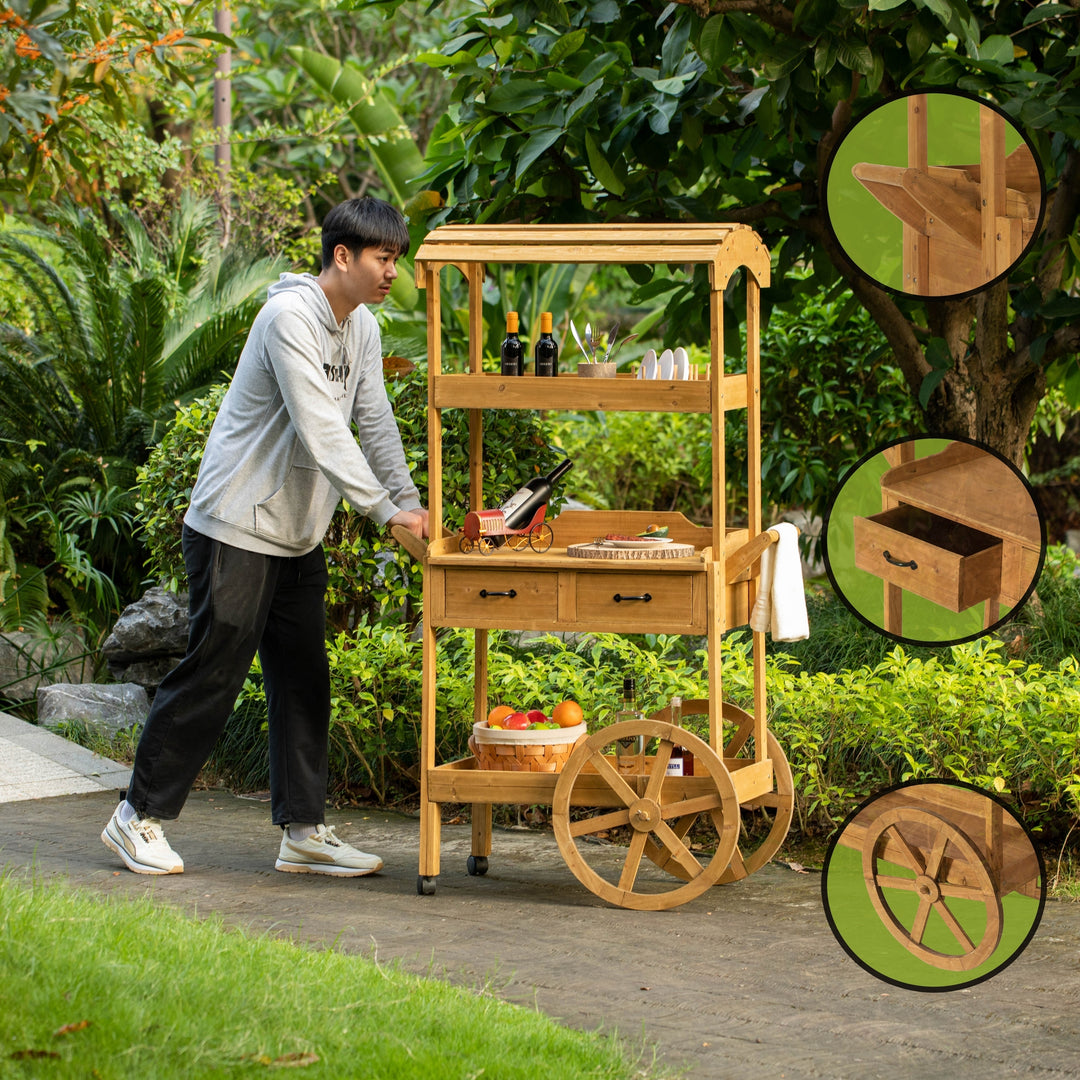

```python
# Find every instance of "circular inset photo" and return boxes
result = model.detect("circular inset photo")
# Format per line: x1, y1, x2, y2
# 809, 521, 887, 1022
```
823, 436, 1044, 646
824, 90, 1045, 300
822, 780, 1045, 992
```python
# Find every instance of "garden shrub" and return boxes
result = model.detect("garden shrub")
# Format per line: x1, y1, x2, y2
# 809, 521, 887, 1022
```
224, 626, 1079, 851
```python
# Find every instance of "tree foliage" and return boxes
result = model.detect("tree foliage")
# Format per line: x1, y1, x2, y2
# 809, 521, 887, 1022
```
0, 0, 224, 203
403, 0, 1080, 463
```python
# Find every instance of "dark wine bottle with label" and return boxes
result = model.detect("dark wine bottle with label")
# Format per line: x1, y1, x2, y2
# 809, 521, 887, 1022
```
500, 311, 525, 376
498, 456, 573, 532
534, 311, 559, 376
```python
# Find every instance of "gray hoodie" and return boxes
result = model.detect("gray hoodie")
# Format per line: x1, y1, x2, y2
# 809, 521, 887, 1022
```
184, 273, 422, 557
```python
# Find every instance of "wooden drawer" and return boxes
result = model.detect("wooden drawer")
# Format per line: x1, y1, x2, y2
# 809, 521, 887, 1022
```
574, 571, 702, 633
434, 568, 558, 629
854, 505, 1002, 612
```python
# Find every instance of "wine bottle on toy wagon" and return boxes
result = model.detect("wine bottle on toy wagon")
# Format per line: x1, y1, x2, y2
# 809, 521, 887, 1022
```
500, 311, 525, 376
534, 311, 559, 376
498, 457, 573, 533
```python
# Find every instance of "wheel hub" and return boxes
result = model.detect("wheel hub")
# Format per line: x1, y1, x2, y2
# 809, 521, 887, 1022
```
629, 798, 662, 832
914, 872, 940, 903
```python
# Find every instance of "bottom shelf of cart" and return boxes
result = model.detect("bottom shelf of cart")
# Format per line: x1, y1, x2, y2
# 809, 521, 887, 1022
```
424, 756, 774, 806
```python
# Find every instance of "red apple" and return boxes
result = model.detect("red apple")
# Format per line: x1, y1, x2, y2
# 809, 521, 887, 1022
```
504, 712, 530, 730
526, 708, 549, 725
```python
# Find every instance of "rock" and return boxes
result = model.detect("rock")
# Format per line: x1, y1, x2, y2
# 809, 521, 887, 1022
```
0, 630, 93, 702
37, 682, 149, 736
102, 586, 188, 689
102, 586, 189, 660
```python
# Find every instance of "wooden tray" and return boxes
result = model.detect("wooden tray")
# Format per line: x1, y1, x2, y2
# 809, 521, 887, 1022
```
567, 541, 695, 560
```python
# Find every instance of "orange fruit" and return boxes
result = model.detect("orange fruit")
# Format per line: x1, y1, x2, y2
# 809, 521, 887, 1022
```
487, 704, 515, 726
551, 700, 584, 728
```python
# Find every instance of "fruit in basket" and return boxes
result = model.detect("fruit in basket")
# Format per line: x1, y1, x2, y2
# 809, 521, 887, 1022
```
487, 704, 515, 726
552, 700, 584, 728
504, 712, 530, 730
526, 708, 549, 725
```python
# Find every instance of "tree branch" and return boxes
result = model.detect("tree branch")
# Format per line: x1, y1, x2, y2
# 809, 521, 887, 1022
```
670, 0, 795, 34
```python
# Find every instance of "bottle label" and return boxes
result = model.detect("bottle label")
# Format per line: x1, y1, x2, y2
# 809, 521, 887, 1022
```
500, 486, 531, 515
665, 758, 684, 777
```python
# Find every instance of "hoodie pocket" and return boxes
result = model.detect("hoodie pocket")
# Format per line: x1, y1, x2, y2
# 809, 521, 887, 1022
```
253, 464, 332, 548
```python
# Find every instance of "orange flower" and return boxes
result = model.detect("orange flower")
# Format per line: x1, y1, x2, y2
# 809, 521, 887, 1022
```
14, 33, 41, 58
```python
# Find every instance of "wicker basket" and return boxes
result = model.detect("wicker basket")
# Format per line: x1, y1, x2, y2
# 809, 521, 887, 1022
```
470, 720, 587, 772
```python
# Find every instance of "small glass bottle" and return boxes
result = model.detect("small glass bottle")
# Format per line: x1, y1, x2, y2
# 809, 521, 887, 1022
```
534, 311, 559, 376
614, 675, 644, 775
500, 311, 525, 376
666, 695, 684, 777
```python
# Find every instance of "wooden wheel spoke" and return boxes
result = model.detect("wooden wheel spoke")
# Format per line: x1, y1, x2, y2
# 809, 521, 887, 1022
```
936, 881, 992, 901
910, 897, 933, 943
933, 899, 977, 953
568, 807, 631, 838
652, 820, 704, 879
924, 831, 950, 879
875, 874, 919, 893
617, 830, 650, 892
589, 750, 638, 806
660, 792, 723, 820
882, 824, 927, 876
643, 741, 674, 802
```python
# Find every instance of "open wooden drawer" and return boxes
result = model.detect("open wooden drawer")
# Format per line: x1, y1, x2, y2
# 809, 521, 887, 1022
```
853, 504, 1002, 613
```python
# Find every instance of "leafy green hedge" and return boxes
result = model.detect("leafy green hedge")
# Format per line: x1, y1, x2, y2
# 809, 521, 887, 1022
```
217, 626, 1080, 844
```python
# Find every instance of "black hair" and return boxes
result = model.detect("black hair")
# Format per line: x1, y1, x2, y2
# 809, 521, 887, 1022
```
320, 197, 410, 268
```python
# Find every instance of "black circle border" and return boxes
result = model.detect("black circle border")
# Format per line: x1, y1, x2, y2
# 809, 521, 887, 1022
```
821, 432, 1048, 649
820, 87, 1048, 305
820, 777, 1048, 994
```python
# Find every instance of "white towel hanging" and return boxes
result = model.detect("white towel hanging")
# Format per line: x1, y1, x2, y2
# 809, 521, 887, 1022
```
749, 522, 809, 642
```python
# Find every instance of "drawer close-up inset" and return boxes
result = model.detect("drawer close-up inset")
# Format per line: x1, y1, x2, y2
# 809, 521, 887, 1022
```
853, 504, 1003, 613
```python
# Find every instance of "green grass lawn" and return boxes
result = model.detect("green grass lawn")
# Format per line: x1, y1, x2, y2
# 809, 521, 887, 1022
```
0, 872, 675, 1080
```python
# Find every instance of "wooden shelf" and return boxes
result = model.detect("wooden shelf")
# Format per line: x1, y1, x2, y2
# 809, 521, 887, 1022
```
432, 372, 749, 413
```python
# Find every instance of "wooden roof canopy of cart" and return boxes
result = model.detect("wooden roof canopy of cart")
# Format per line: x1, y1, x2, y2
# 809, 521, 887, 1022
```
402, 223, 791, 910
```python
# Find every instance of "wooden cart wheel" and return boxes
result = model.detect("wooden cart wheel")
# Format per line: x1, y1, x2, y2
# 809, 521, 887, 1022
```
642, 701, 793, 884
528, 522, 553, 553
552, 719, 739, 910
862, 805, 1003, 972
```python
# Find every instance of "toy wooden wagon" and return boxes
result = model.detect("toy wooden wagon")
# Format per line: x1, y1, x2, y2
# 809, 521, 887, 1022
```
393, 223, 794, 911
458, 505, 553, 555
834, 783, 1042, 972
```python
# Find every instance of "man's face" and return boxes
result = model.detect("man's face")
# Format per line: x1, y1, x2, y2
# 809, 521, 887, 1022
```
341, 244, 400, 306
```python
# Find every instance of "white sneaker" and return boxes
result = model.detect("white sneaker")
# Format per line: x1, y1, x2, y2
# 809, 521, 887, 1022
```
275, 824, 383, 877
101, 803, 184, 875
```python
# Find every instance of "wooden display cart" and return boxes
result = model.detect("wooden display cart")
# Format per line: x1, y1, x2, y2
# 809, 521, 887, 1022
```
401, 224, 792, 910
838, 784, 1042, 972
852, 93, 1040, 295
853, 440, 1042, 637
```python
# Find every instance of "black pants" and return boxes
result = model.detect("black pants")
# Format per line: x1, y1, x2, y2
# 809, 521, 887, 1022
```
126, 525, 331, 826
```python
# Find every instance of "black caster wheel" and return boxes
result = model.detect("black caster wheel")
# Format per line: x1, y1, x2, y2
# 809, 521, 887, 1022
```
467, 855, 489, 876
417, 875, 437, 896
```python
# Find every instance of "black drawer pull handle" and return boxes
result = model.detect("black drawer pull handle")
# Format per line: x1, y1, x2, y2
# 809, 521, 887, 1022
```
883, 550, 918, 570
614, 593, 652, 603
479, 588, 517, 598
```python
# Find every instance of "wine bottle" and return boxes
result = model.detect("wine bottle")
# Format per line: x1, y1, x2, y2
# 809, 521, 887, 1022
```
500, 311, 525, 376
498, 456, 573, 533
534, 311, 559, 377
665, 695, 693, 776
615, 675, 645, 775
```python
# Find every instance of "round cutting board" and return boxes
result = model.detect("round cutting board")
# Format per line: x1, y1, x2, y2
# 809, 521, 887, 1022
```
567, 541, 695, 560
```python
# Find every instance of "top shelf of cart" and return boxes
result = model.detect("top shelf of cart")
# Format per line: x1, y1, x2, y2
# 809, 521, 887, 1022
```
413, 223, 771, 291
